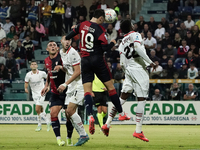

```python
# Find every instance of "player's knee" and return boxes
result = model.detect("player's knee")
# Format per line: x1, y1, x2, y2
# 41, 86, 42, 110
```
50, 110, 59, 118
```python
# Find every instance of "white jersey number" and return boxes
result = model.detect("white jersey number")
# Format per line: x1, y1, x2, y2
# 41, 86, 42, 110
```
81, 30, 94, 49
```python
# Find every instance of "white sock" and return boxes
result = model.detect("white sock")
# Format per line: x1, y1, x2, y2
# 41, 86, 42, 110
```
40, 112, 50, 124
106, 98, 127, 127
70, 112, 86, 136
135, 101, 146, 133
38, 114, 41, 126
57, 136, 61, 140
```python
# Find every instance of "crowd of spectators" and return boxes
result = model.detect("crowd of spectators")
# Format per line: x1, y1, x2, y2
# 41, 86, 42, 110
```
1, 0, 200, 101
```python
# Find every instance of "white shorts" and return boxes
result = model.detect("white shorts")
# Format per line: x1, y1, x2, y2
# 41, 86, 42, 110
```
65, 85, 84, 106
33, 95, 45, 106
121, 67, 149, 98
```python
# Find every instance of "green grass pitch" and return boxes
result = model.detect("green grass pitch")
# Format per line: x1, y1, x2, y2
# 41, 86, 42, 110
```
0, 124, 200, 150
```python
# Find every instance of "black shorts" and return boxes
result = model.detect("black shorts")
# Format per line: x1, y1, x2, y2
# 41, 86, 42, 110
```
93, 91, 108, 107
49, 92, 66, 108
81, 55, 112, 84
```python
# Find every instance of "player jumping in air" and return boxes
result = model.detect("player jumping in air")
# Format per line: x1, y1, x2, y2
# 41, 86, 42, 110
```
102, 20, 156, 142
25, 61, 51, 132
56, 36, 89, 146
41, 41, 74, 146
65, 9, 128, 135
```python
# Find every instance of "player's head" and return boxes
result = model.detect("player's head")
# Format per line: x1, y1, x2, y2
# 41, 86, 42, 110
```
46, 41, 59, 55
120, 19, 132, 34
93, 9, 105, 24
61, 36, 72, 50
30, 60, 38, 70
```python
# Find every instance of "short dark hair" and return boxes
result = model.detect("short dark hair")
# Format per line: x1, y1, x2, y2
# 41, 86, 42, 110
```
31, 60, 37, 64
93, 9, 105, 19
120, 19, 132, 34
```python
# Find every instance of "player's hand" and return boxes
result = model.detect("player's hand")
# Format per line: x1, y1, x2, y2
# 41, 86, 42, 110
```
41, 86, 50, 96
91, 92, 95, 97
54, 65, 62, 72
111, 39, 117, 45
57, 83, 67, 93
25, 88, 29, 93
102, 87, 107, 91
71, 25, 76, 29
150, 63, 156, 72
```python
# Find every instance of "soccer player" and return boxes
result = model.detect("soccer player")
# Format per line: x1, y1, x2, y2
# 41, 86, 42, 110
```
65, 9, 128, 135
101, 20, 156, 142
41, 41, 74, 146
92, 74, 108, 128
56, 36, 89, 146
24, 61, 51, 132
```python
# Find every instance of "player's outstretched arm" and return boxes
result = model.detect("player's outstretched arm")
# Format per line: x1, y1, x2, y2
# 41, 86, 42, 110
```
65, 24, 80, 40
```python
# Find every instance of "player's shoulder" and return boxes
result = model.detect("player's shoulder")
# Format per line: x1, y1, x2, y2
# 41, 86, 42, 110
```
38, 70, 46, 74
26, 71, 32, 76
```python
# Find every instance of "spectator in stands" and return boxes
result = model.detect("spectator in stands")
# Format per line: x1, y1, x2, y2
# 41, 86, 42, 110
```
148, 17, 157, 35
54, 1, 64, 36
14, 41, 26, 70
175, 40, 189, 64
185, 51, 194, 67
27, 0, 38, 26
187, 63, 198, 79
35, 20, 45, 37
0, 38, 8, 50
51, 0, 59, 10
0, 24, 6, 40
189, 43, 198, 56
6, 51, 16, 80
184, 15, 195, 31
162, 31, 172, 49
183, 83, 198, 100
185, 0, 197, 8
144, 31, 157, 55
25, 0, 31, 17
168, 21, 177, 39
38, 0, 44, 22
25, 20, 33, 37
9, 34, 18, 52
115, 14, 122, 31
106, 46, 120, 63
195, 16, 200, 30
19, 26, 27, 40
106, 24, 117, 44
173, 16, 181, 30
178, 22, 187, 39
113, 0, 120, 17
142, 24, 149, 38
140, 32, 146, 42
15, 20, 23, 37
178, 63, 188, 79
76, 0, 87, 21
113, 63, 124, 82
89, 0, 97, 20
163, 42, 176, 60
173, 33, 182, 49
6, 26, 16, 42
149, 50, 160, 62
185, 31, 194, 47
0, 53, 6, 65
165, 59, 177, 79
195, 33, 200, 49
155, 44, 163, 59
64, 0, 76, 34
137, 16, 146, 32
10, 0, 21, 25
22, 35, 34, 63
97, 0, 109, 10
150, 60, 163, 79
126, 14, 136, 25
42, 0, 52, 35
0, 63, 10, 80
161, 17, 169, 30
154, 23, 165, 43
0, 0, 9, 24
151, 89, 164, 101
167, 0, 177, 21
29, 27, 39, 46
169, 83, 181, 100
3, 17, 14, 34
191, 25, 199, 41
3, 45, 11, 58
133, 23, 139, 32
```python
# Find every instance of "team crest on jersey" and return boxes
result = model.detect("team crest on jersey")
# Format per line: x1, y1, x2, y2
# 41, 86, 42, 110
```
55, 61, 58, 65
136, 36, 139, 40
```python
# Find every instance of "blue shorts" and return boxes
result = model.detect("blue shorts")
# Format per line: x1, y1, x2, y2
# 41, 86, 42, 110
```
81, 55, 112, 84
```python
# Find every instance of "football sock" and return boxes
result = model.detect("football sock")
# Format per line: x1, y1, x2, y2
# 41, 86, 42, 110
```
66, 120, 74, 138
84, 92, 93, 115
38, 114, 41, 126
51, 117, 60, 137
135, 101, 146, 133
97, 112, 103, 127
108, 89, 122, 113
70, 112, 86, 136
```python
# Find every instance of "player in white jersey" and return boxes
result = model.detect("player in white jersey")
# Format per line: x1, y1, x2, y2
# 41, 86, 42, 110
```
55, 36, 89, 146
102, 20, 156, 142
24, 61, 51, 132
